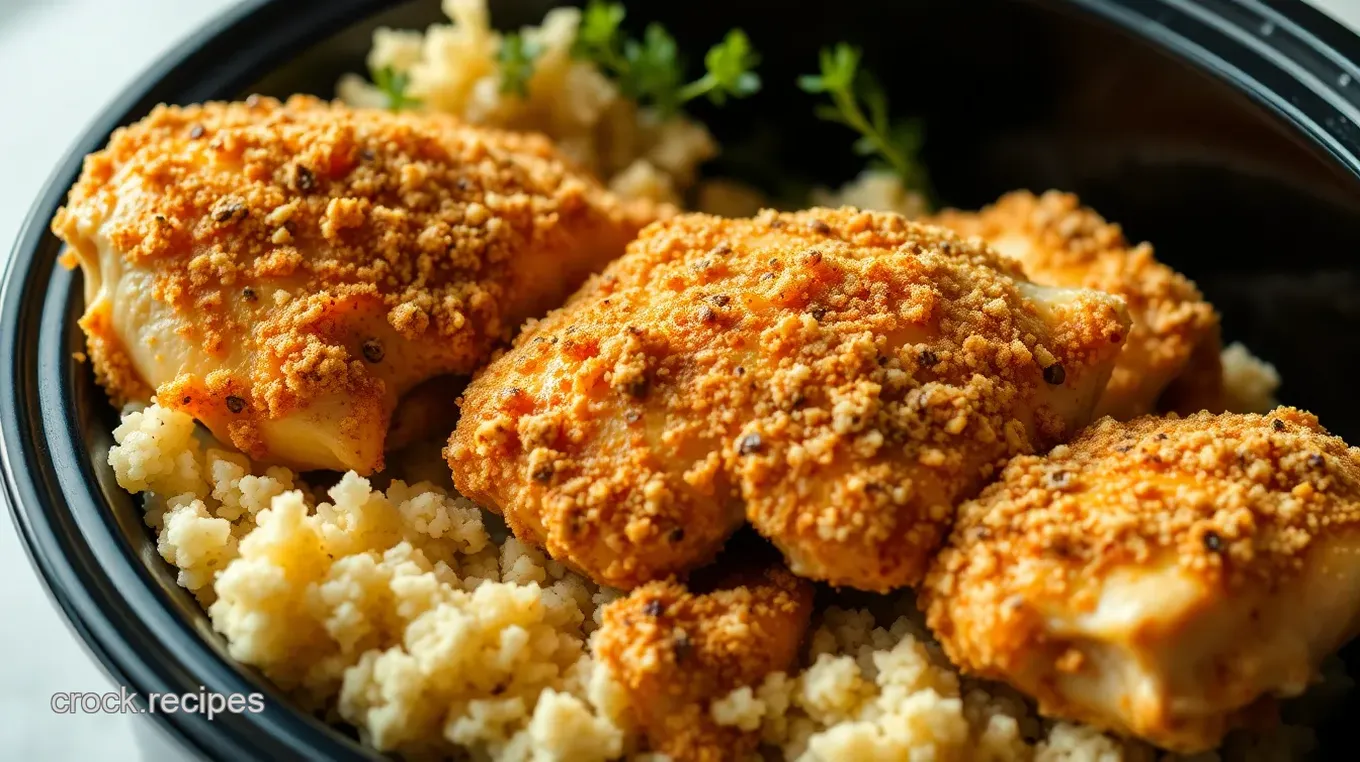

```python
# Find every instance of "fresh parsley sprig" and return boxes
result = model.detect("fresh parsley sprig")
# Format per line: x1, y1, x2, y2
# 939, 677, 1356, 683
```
574, 0, 628, 72
372, 65, 422, 111
498, 32, 543, 97
677, 30, 761, 108
798, 44, 931, 199
572, 1, 761, 118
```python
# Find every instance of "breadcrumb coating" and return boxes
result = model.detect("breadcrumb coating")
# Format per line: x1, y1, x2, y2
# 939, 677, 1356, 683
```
595, 561, 814, 761
448, 207, 1130, 590
923, 409, 1360, 752
53, 95, 661, 473
929, 190, 1220, 420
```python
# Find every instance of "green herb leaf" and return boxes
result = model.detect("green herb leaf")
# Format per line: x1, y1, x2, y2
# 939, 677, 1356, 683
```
797, 44, 932, 202
498, 32, 543, 97
573, 0, 627, 70
620, 23, 683, 111
797, 44, 859, 95
571, 3, 760, 119
372, 65, 421, 111
687, 29, 762, 105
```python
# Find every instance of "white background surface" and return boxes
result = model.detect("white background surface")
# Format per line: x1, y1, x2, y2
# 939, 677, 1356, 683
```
3, 0, 1360, 759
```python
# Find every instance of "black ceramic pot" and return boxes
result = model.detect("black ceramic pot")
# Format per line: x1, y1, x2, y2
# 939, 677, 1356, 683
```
5, 0, 1360, 759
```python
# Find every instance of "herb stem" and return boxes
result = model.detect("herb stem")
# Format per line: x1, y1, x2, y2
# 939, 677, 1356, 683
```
830, 88, 909, 179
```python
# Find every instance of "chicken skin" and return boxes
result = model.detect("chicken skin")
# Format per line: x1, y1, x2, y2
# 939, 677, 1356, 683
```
929, 190, 1220, 420
922, 409, 1360, 752
52, 95, 660, 474
448, 208, 1130, 590
595, 560, 815, 762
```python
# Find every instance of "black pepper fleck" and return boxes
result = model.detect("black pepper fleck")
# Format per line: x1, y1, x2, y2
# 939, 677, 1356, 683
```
810, 307, 827, 321
181, 396, 192, 405
625, 410, 641, 424
293, 165, 316, 192
360, 148, 376, 161
739, 433, 763, 455
643, 600, 664, 617
225, 396, 245, 413
710, 294, 730, 307
669, 527, 685, 543
1273, 419, 1286, 431
673, 630, 693, 662
626, 378, 649, 398
362, 339, 385, 363
1042, 363, 1067, 385
810, 219, 832, 235
212, 201, 247, 223
1309, 453, 1326, 468
532, 466, 554, 483
188, 124, 205, 139
242, 287, 257, 302
1202, 530, 1223, 553
919, 349, 939, 367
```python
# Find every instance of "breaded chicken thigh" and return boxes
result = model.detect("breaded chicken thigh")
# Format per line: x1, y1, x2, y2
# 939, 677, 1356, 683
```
53, 95, 660, 473
448, 208, 1130, 589
595, 560, 815, 762
922, 409, 1360, 752
929, 190, 1220, 420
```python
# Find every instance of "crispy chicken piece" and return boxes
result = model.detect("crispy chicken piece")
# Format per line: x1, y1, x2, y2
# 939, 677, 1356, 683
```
52, 95, 660, 473
448, 208, 1130, 589
595, 560, 815, 762
929, 190, 1220, 420
922, 409, 1360, 752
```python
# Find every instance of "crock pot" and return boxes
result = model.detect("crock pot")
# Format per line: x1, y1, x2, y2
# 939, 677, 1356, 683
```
5, 0, 1360, 758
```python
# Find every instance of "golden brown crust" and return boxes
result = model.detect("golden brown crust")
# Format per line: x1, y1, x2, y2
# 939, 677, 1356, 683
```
448, 207, 1130, 590
595, 562, 814, 762
52, 95, 660, 472
922, 408, 1360, 749
929, 190, 1220, 420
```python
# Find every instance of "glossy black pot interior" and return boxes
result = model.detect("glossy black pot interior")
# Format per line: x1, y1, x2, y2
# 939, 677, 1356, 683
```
5, 0, 1360, 758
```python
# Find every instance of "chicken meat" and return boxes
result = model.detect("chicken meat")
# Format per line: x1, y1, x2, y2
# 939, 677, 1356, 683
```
53, 95, 661, 474
929, 190, 1220, 420
922, 409, 1360, 752
447, 208, 1130, 590
595, 558, 815, 762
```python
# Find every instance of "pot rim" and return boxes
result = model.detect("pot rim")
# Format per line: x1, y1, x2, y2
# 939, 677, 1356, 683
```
3, 0, 1359, 758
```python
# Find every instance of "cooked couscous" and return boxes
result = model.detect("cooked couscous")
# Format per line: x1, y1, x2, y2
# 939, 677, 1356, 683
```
110, 388, 1335, 761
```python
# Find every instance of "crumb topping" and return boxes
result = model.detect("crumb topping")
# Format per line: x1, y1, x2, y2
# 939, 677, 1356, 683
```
448, 207, 1130, 590
930, 190, 1220, 419
928, 408, 1360, 596
53, 95, 660, 470
595, 563, 814, 761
